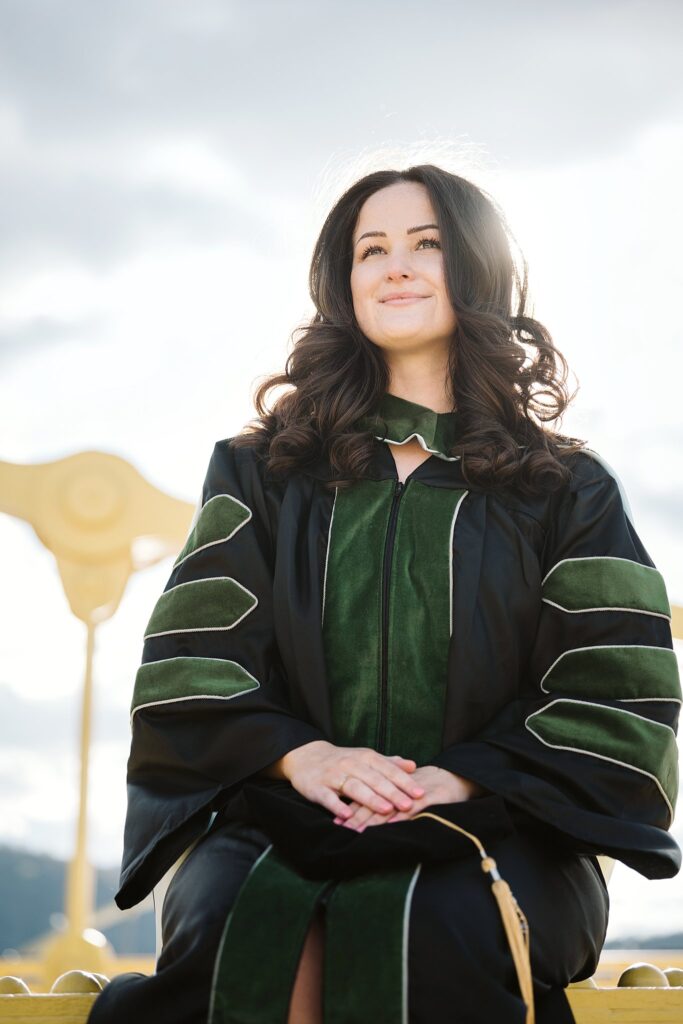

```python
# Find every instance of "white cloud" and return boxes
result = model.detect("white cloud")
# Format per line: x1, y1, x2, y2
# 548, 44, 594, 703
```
1, 0, 682, 943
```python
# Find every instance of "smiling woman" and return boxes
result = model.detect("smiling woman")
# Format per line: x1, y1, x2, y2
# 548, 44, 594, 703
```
88, 164, 681, 1024
350, 188, 457, 370
226, 165, 583, 495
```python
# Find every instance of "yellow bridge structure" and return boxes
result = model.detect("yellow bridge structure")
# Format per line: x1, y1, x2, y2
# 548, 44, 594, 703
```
0, 450, 681, 1022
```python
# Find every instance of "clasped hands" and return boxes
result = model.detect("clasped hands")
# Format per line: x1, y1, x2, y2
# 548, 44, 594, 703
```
280, 739, 485, 834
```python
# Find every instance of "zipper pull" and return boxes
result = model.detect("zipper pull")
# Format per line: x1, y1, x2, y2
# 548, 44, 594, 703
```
395, 480, 404, 495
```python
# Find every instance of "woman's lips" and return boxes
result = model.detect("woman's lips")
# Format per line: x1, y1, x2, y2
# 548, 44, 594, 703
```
381, 296, 428, 305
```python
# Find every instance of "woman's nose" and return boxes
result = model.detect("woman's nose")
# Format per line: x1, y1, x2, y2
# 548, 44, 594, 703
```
385, 254, 414, 279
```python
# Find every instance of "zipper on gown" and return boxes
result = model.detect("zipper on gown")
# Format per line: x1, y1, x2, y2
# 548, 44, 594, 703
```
378, 478, 405, 751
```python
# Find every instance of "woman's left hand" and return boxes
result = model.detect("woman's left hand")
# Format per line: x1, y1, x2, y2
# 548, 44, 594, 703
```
332, 765, 486, 832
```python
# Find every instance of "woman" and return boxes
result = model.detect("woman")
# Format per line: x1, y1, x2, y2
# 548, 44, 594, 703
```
90, 165, 681, 1024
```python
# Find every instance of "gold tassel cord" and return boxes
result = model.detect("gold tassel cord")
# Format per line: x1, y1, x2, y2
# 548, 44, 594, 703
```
413, 812, 535, 1024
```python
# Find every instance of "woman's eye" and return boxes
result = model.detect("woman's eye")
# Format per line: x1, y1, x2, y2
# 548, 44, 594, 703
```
360, 236, 441, 260
417, 237, 441, 253
360, 243, 383, 259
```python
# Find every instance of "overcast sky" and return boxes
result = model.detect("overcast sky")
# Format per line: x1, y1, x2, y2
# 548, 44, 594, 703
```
1, 0, 682, 943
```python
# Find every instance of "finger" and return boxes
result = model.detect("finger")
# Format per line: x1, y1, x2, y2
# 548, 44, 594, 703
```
334, 800, 361, 825
342, 804, 377, 831
348, 803, 397, 831
343, 751, 420, 796
315, 786, 355, 820
340, 776, 395, 815
363, 811, 395, 828
388, 755, 417, 770
360, 761, 423, 798
334, 756, 423, 807
355, 766, 418, 812
388, 795, 432, 822
374, 755, 425, 793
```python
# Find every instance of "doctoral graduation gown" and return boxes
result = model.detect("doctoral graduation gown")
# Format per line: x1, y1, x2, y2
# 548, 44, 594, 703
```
95, 391, 681, 1024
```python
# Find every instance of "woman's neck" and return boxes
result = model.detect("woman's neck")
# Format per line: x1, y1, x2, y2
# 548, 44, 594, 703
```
383, 355, 454, 414
385, 383, 455, 415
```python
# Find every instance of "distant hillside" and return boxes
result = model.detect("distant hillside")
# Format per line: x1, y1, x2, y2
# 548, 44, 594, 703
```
0, 845, 154, 955
605, 933, 683, 950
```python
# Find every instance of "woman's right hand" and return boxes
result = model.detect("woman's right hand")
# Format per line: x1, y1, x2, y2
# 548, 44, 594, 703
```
277, 740, 425, 821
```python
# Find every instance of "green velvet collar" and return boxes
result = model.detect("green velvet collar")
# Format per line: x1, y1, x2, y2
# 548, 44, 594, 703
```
357, 391, 460, 462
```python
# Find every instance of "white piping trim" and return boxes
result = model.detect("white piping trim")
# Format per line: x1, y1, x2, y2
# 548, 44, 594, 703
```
614, 697, 683, 703
377, 432, 460, 462
321, 487, 338, 627
131, 656, 261, 722
133, 689, 258, 718
144, 576, 258, 639
402, 863, 422, 1024
540, 644, 681, 694
448, 491, 469, 637
541, 597, 671, 621
541, 555, 664, 588
207, 843, 274, 1024
173, 493, 252, 570
525, 697, 676, 822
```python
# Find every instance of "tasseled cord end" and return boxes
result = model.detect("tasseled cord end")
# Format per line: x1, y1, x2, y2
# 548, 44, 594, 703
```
481, 855, 534, 1024
414, 813, 535, 1024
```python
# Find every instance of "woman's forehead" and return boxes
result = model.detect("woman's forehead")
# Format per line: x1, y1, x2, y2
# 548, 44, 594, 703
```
354, 183, 437, 239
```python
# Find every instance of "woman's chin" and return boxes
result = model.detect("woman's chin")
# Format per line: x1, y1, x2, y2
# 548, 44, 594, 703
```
371, 330, 448, 351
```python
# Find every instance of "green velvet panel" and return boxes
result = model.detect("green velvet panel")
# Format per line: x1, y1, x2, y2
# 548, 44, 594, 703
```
174, 493, 251, 567
355, 391, 459, 461
526, 699, 679, 814
210, 848, 329, 1024
131, 656, 259, 715
386, 482, 467, 762
323, 479, 465, 763
323, 864, 421, 1024
144, 577, 257, 638
323, 479, 395, 751
541, 645, 682, 701
542, 557, 670, 616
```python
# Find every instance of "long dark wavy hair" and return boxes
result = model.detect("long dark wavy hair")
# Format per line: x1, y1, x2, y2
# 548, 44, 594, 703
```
231, 163, 584, 493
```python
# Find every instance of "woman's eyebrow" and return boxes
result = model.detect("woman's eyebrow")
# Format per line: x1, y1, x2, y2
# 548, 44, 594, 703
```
354, 223, 439, 247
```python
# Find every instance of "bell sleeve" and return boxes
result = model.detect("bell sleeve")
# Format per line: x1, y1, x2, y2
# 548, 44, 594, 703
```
435, 454, 682, 879
116, 439, 325, 908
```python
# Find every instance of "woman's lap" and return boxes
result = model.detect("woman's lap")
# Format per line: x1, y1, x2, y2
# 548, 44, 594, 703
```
407, 829, 608, 1023
88, 818, 608, 1024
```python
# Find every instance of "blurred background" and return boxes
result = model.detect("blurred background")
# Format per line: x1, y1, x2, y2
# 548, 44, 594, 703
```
1, 0, 682, 964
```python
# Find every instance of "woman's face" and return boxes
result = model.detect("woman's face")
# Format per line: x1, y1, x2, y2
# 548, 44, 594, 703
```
350, 181, 457, 357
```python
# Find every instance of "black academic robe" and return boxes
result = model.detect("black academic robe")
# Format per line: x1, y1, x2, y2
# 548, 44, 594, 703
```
104, 392, 680, 1024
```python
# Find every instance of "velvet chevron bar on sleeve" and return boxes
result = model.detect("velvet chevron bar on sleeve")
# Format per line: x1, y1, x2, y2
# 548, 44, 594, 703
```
541, 555, 671, 618
434, 456, 682, 877
117, 440, 325, 909
527, 543, 680, 823
173, 492, 253, 569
